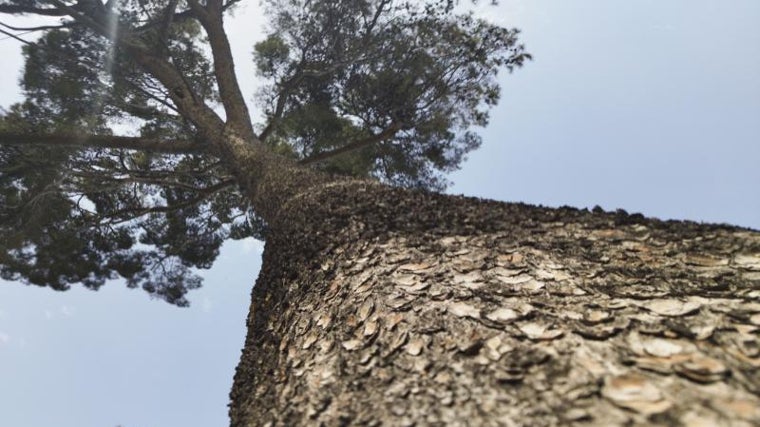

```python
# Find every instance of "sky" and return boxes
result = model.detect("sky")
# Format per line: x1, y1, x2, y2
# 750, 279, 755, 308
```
0, 1, 758, 427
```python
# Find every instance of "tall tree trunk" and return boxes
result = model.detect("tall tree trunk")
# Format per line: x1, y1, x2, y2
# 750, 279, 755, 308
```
0, 5, 755, 423
228, 181, 760, 426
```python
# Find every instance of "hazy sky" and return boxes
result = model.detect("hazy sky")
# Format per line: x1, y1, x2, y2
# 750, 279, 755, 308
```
1, 2, 758, 427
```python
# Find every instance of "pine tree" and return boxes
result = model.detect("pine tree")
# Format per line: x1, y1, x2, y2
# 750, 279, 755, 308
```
0, 1, 757, 425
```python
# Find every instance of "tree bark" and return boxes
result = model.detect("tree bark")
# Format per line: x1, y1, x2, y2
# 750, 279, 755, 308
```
229, 181, 760, 426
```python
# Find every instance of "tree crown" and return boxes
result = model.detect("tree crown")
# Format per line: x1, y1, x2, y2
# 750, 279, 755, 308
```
0, 0, 527, 305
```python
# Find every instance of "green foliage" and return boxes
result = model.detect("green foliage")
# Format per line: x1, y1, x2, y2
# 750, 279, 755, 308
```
254, 35, 290, 78
0, 5, 246, 305
0, 124, 251, 305
254, 0, 529, 190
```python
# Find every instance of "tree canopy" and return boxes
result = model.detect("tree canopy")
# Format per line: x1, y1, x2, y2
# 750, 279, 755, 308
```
253, 0, 528, 189
0, 0, 528, 305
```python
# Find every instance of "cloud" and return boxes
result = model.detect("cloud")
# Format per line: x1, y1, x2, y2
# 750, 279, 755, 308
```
0, 332, 10, 346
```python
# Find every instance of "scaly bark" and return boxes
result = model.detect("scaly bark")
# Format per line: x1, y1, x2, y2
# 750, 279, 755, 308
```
230, 182, 760, 426
211, 130, 336, 223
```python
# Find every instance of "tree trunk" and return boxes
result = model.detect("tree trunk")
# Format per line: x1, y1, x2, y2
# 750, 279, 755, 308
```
228, 181, 760, 426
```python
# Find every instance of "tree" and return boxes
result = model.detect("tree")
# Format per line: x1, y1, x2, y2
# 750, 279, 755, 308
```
0, 1, 758, 426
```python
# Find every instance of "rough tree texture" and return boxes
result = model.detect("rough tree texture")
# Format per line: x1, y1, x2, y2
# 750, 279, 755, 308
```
229, 182, 760, 427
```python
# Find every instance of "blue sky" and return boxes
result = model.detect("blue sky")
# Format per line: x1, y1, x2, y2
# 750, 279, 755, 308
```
0, 2, 758, 427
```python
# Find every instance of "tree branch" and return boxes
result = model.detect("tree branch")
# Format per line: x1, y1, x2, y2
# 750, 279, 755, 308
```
186, 0, 255, 139
135, 8, 189, 32
0, 132, 204, 154
258, 74, 302, 142
299, 124, 401, 165
0, 26, 31, 44
0, 20, 72, 32
72, 172, 232, 193
158, 0, 180, 43
92, 179, 235, 225
124, 45, 226, 134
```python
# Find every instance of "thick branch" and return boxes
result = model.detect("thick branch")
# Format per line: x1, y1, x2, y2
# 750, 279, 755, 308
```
0, 20, 71, 32
0, 132, 204, 154
187, 0, 255, 139
299, 124, 400, 165
135, 0, 240, 33
124, 45, 226, 134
